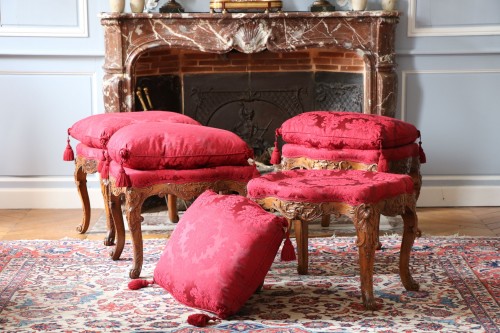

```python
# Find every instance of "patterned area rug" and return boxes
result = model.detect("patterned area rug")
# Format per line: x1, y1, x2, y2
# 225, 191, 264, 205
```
1, 237, 498, 332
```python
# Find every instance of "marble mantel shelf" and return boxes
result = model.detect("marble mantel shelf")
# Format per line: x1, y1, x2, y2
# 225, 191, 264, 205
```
100, 11, 401, 116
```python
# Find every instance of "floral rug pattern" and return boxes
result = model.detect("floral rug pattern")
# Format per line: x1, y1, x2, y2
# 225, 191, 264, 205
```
0, 237, 499, 332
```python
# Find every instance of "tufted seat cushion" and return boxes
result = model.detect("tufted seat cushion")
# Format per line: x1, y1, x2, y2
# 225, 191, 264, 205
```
153, 190, 286, 318
247, 169, 414, 206
278, 111, 420, 150
68, 111, 201, 149
106, 122, 254, 170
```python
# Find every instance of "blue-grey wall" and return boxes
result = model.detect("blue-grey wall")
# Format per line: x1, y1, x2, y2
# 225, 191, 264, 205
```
0, 0, 499, 208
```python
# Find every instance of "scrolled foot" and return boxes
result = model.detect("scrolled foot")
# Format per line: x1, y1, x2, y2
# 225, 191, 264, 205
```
402, 278, 420, 292
129, 268, 141, 279
76, 225, 85, 233
109, 249, 121, 261
103, 236, 115, 246
170, 214, 179, 223
363, 297, 379, 311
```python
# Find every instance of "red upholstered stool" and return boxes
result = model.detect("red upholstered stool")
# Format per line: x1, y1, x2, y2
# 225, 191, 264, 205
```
273, 111, 426, 228
63, 111, 200, 243
247, 169, 421, 310
101, 122, 259, 279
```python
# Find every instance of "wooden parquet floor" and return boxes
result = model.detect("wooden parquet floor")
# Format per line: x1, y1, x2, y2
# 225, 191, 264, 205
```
0, 207, 499, 241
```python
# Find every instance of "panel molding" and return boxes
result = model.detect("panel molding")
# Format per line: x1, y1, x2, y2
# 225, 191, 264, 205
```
401, 68, 500, 121
401, 68, 500, 187
0, 69, 100, 118
0, 0, 88, 37
407, 0, 500, 37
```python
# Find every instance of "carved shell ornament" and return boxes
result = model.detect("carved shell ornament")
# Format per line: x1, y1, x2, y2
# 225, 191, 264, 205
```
233, 21, 271, 53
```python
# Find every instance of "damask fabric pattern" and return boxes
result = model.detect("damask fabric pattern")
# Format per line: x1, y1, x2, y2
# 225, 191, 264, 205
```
68, 110, 201, 149
281, 142, 420, 164
106, 122, 254, 170
75, 143, 104, 160
247, 169, 414, 205
278, 111, 420, 150
153, 190, 287, 319
107, 160, 260, 188
1, 237, 498, 332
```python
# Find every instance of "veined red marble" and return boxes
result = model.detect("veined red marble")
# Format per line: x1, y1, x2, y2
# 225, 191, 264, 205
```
100, 11, 400, 116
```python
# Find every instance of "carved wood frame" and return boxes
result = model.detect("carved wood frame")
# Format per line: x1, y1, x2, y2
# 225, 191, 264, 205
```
254, 192, 420, 310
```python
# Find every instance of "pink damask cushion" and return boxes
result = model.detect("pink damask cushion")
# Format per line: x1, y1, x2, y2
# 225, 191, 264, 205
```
69, 111, 200, 149
247, 169, 414, 206
279, 111, 419, 150
108, 161, 259, 188
153, 190, 286, 319
281, 143, 419, 166
75, 143, 104, 160
106, 123, 253, 170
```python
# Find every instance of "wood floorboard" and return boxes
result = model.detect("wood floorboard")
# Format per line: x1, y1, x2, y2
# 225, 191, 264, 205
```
0, 207, 499, 241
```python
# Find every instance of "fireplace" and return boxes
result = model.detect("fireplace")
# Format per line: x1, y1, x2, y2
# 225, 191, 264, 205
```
100, 11, 400, 160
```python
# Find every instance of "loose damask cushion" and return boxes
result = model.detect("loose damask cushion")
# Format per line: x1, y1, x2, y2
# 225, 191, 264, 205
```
153, 190, 286, 319
68, 111, 200, 149
281, 143, 420, 165
278, 111, 420, 150
106, 122, 254, 170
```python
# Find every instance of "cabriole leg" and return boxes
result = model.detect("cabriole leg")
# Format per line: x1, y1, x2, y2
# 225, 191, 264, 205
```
75, 165, 91, 234
399, 205, 420, 291
293, 219, 309, 275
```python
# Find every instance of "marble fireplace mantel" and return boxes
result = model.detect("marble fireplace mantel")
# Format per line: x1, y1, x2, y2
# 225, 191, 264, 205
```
100, 11, 400, 116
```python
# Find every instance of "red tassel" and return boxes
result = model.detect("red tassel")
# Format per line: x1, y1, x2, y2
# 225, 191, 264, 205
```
97, 151, 106, 173
63, 137, 74, 161
376, 140, 389, 172
270, 128, 282, 165
187, 313, 219, 327
418, 131, 427, 164
377, 154, 389, 172
115, 163, 131, 187
128, 279, 153, 290
99, 152, 110, 180
280, 222, 296, 262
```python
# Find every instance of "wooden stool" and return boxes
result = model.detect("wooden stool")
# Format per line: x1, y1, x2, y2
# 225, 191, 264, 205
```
247, 169, 421, 310
99, 121, 259, 278
272, 111, 426, 228
106, 161, 259, 279
64, 111, 201, 241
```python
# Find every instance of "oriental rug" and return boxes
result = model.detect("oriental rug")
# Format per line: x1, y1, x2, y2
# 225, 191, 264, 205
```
0, 237, 498, 333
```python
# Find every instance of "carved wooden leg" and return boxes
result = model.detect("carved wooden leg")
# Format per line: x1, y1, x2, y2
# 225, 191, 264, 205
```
74, 165, 91, 234
293, 219, 309, 275
101, 180, 115, 246
353, 204, 380, 310
125, 191, 147, 279
167, 194, 179, 223
321, 215, 330, 227
399, 205, 420, 292
108, 192, 125, 261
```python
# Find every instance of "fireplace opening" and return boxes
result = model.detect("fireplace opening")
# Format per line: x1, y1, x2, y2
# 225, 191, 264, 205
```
135, 71, 363, 163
